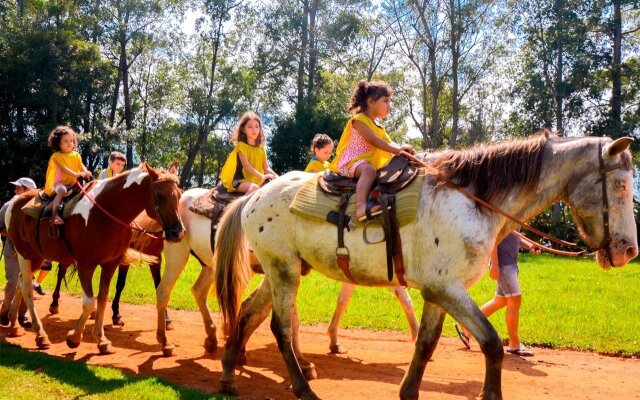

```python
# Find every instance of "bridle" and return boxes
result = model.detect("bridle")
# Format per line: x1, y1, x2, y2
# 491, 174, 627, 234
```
399, 140, 628, 256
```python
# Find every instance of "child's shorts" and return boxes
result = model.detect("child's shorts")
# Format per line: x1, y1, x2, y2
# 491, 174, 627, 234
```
495, 264, 521, 297
54, 184, 73, 193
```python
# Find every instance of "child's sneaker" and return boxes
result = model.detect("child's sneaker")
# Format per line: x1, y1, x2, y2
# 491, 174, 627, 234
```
33, 283, 47, 296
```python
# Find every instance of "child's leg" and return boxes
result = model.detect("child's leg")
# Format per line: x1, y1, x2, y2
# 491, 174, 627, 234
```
51, 187, 67, 224
353, 162, 376, 219
236, 181, 260, 194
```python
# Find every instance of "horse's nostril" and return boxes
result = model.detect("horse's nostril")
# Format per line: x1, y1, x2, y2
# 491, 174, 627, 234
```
625, 245, 638, 261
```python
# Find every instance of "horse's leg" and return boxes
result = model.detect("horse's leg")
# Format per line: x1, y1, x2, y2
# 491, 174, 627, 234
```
390, 286, 419, 341
149, 261, 171, 330
7, 265, 27, 338
93, 262, 118, 354
191, 265, 217, 354
327, 283, 355, 354
66, 264, 97, 348
156, 239, 190, 356
268, 260, 319, 400
49, 263, 68, 315
423, 282, 504, 400
14, 256, 50, 348
292, 305, 317, 380
111, 264, 129, 326
220, 278, 273, 394
399, 291, 446, 400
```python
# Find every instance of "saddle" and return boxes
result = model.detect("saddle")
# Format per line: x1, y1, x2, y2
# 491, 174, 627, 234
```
21, 180, 97, 220
189, 183, 245, 254
317, 156, 420, 285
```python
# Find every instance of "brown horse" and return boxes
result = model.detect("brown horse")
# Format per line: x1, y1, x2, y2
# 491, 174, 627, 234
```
5, 164, 184, 354
49, 211, 171, 328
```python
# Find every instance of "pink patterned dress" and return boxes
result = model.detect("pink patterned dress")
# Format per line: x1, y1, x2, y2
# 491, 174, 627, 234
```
336, 126, 373, 177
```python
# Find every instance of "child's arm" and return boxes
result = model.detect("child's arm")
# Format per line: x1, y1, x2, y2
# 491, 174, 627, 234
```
263, 161, 278, 178
238, 152, 268, 182
489, 246, 500, 280
352, 121, 413, 155
52, 158, 92, 179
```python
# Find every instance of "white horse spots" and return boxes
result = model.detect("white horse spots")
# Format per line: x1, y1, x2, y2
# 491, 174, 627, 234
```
70, 179, 109, 226
124, 167, 148, 189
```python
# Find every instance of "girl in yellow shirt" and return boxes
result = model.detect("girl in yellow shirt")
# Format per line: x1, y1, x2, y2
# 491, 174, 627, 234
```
220, 112, 278, 194
304, 133, 334, 173
44, 126, 92, 225
329, 80, 414, 221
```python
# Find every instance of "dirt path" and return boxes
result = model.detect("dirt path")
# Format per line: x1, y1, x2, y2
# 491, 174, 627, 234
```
1, 291, 639, 399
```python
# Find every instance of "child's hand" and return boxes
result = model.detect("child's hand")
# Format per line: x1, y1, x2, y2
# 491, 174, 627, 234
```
79, 171, 93, 180
399, 144, 415, 155
263, 173, 277, 181
489, 264, 500, 280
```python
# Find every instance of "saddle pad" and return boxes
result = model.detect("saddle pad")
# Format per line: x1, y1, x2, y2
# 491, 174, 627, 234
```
289, 171, 425, 227
21, 196, 44, 218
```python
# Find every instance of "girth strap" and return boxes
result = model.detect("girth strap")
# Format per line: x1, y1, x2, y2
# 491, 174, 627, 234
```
336, 193, 356, 283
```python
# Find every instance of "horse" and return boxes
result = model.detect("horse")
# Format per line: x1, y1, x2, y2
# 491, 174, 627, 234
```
49, 211, 171, 328
214, 134, 637, 400
5, 164, 184, 354
154, 187, 418, 358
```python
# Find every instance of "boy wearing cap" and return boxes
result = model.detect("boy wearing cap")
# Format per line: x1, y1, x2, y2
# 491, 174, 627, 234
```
0, 177, 38, 327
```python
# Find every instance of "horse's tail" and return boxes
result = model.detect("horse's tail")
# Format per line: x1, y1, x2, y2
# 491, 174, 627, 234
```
214, 194, 253, 337
120, 248, 159, 266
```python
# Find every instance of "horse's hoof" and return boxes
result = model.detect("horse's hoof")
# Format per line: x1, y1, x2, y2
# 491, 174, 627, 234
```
49, 306, 59, 315
329, 343, 347, 354
165, 320, 174, 331
302, 363, 318, 381
98, 343, 114, 355
36, 336, 51, 350
204, 337, 217, 354
235, 351, 247, 366
8, 326, 24, 337
66, 335, 80, 349
219, 381, 239, 397
162, 344, 175, 357
112, 317, 124, 326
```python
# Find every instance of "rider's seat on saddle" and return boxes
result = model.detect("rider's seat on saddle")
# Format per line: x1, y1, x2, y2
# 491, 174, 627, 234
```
189, 183, 245, 220
290, 156, 425, 286
21, 180, 97, 219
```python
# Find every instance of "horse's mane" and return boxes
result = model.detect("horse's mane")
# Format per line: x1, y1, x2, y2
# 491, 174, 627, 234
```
430, 130, 550, 203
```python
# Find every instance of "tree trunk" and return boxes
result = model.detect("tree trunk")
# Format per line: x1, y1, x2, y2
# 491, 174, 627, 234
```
449, 0, 460, 147
610, 0, 623, 138
296, 0, 309, 108
429, 48, 440, 148
306, 0, 318, 98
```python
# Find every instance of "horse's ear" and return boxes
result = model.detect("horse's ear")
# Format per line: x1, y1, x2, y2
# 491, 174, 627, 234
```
144, 162, 160, 180
168, 161, 179, 175
603, 137, 634, 159
139, 162, 147, 172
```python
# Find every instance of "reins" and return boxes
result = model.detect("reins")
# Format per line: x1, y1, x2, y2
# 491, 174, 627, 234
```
399, 144, 625, 257
74, 180, 164, 240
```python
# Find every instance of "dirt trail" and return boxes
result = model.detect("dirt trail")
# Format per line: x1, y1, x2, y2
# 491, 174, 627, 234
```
1, 291, 639, 399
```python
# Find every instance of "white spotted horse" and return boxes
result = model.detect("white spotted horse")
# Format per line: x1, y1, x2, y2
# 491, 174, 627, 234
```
214, 133, 637, 399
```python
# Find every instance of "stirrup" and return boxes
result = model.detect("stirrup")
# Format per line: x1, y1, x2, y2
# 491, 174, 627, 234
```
47, 224, 60, 239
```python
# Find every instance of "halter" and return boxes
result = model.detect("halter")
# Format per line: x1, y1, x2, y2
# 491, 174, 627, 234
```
74, 176, 177, 240
399, 140, 628, 256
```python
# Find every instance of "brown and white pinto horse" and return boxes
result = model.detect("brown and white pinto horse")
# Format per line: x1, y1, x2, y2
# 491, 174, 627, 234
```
215, 134, 637, 400
5, 164, 184, 354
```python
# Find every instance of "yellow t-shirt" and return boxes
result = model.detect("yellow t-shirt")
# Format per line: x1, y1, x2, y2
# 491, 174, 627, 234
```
329, 113, 392, 173
44, 151, 84, 195
304, 159, 330, 173
220, 142, 268, 192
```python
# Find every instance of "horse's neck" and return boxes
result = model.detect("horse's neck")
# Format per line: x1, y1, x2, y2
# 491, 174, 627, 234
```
95, 171, 151, 223
493, 139, 595, 235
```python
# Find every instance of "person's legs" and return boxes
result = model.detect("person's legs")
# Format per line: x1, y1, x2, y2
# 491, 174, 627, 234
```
1, 241, 27, 324
236, 181, 259, 194
51, 186, 67, 224
33, 260, 52, 296
353, 162, 376, 220
505, 295, 522, 349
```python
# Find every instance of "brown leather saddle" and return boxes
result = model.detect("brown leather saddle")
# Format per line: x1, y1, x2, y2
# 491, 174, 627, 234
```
189, 183, 245, 256
317, 156, 420, 285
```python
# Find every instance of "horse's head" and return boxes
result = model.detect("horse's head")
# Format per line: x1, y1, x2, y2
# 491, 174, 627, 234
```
566, 137, 637, 269
142, 163, 184, 242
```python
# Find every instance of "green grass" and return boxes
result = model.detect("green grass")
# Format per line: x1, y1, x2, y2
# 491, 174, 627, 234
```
0, 342, 230, 400
2, 253, 640, 356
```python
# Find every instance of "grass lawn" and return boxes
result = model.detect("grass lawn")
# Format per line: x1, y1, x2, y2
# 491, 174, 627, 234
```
0, 342, 230, 400
2, 253, 639, 356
